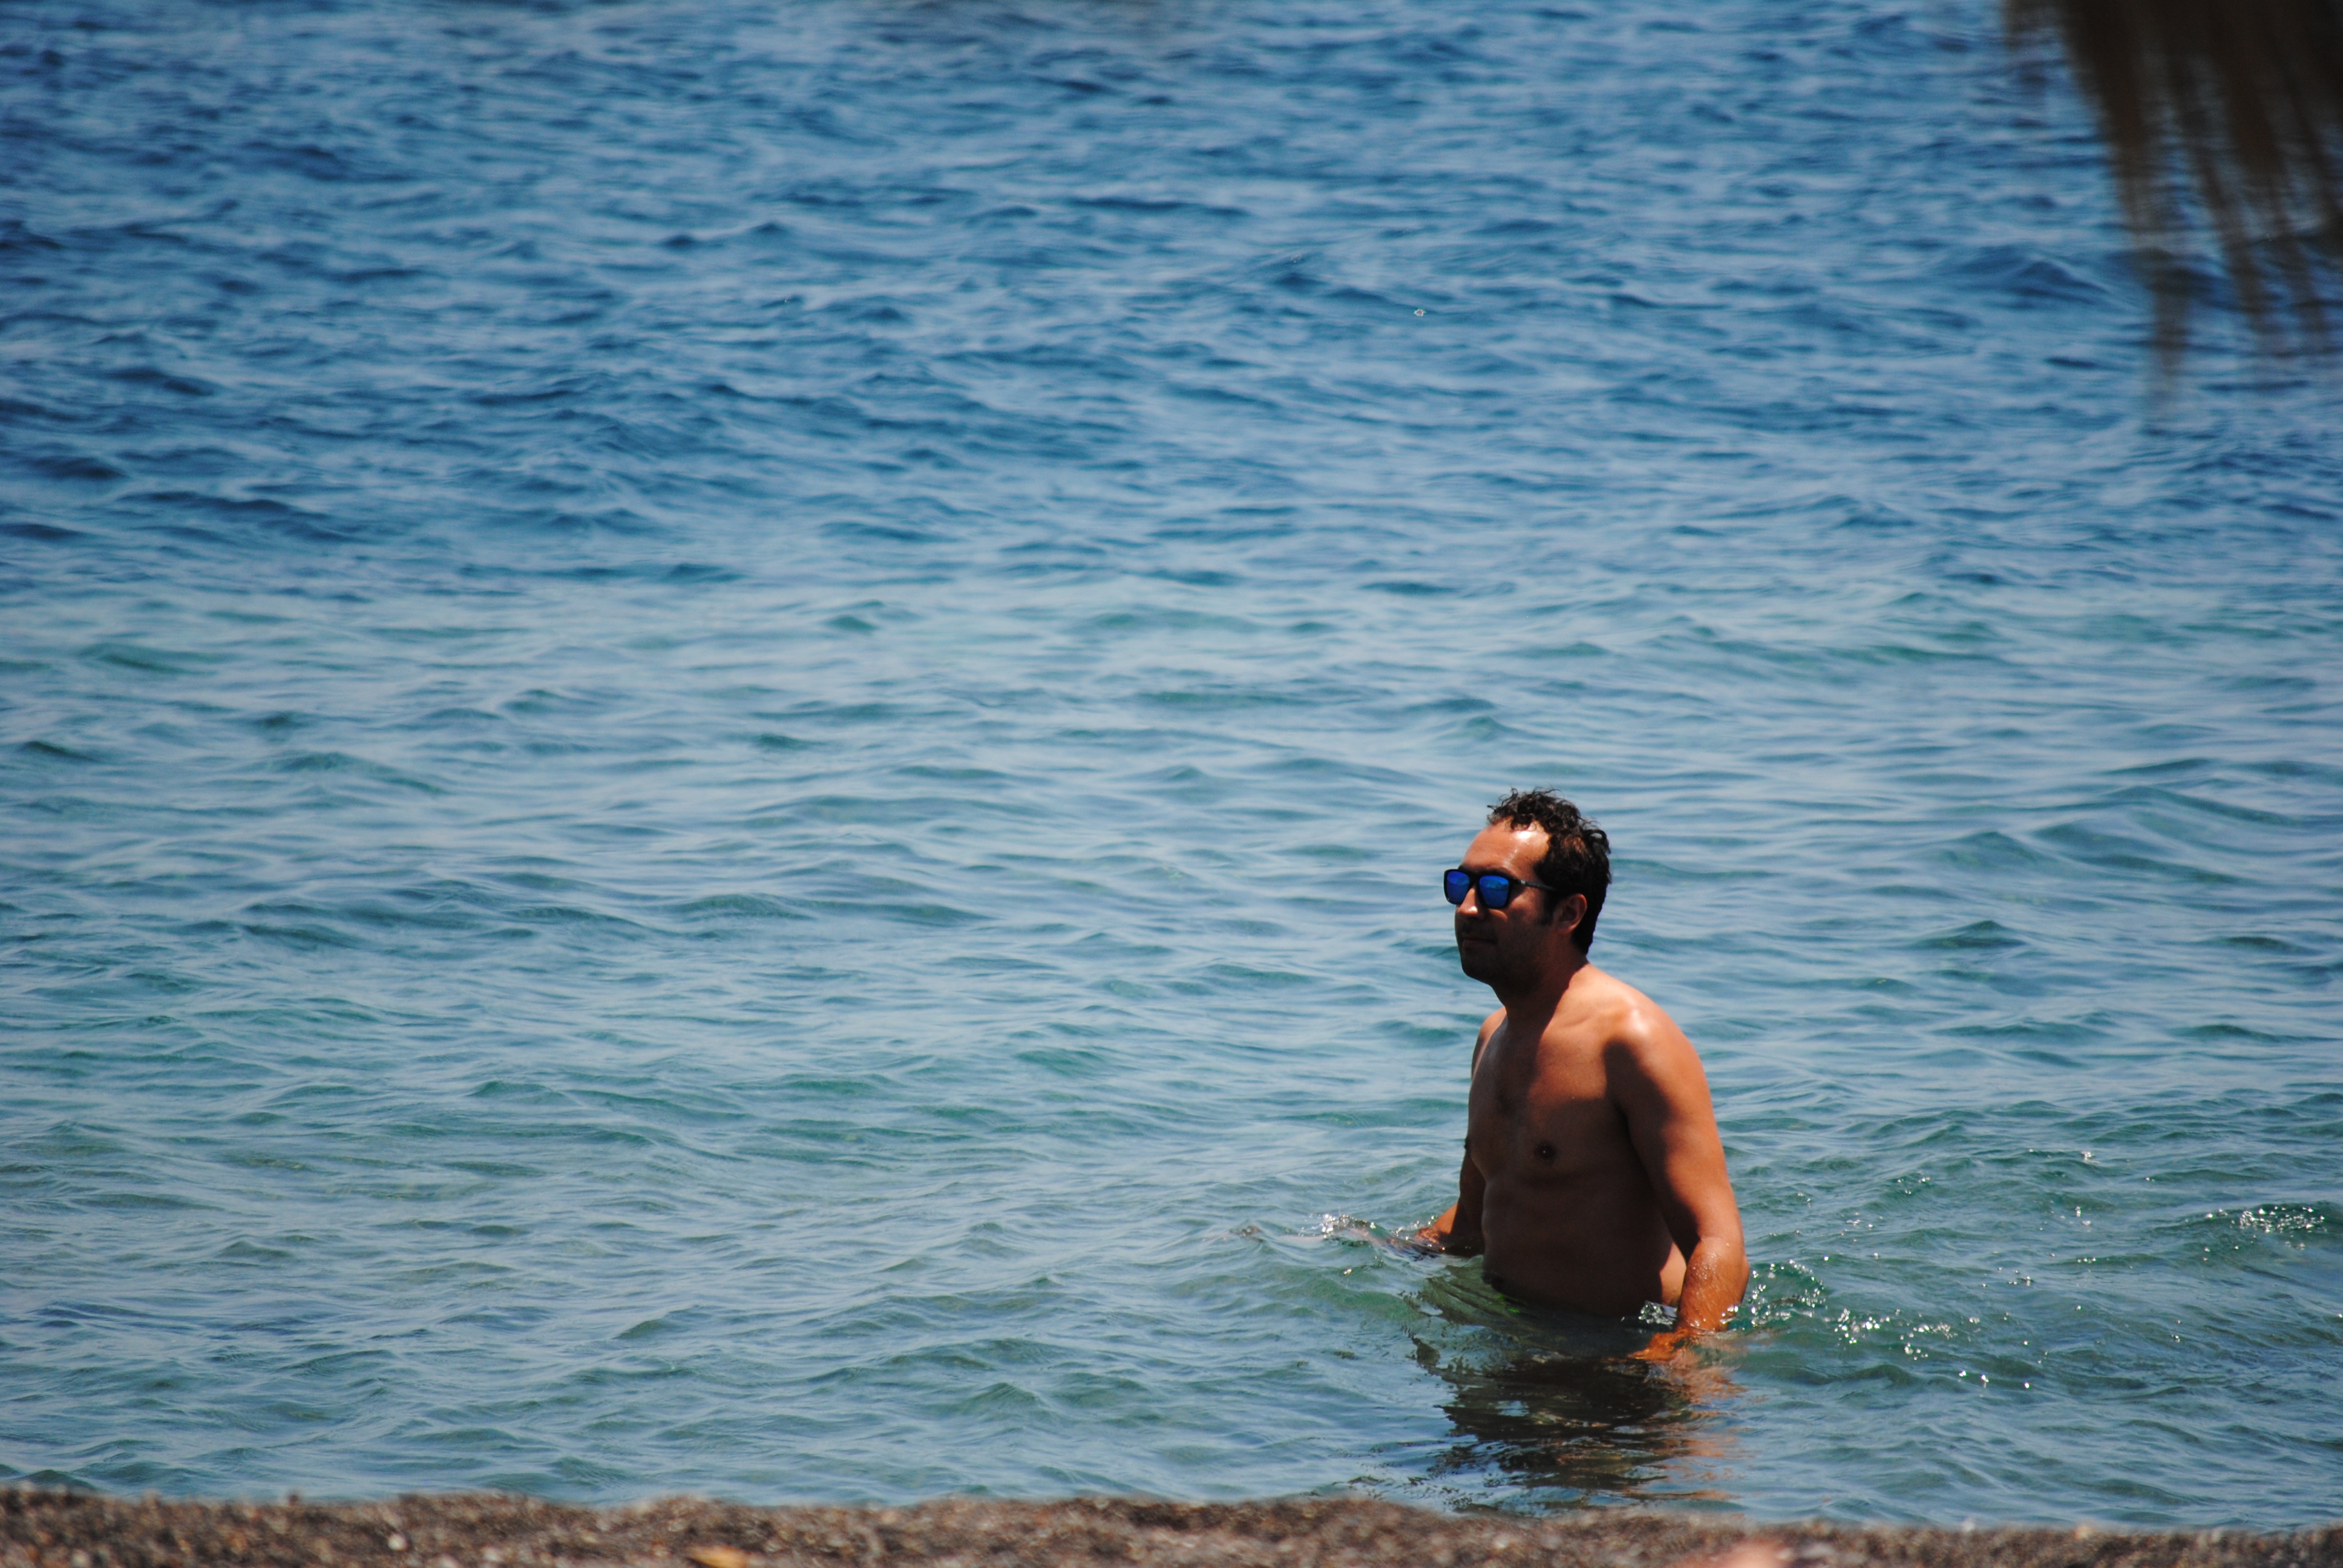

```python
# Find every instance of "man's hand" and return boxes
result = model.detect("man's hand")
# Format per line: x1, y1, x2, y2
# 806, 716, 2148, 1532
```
1631, 1315, 1745, 1410
1417, 1200, 1483, 1256
1388, 1227, 1444, 1258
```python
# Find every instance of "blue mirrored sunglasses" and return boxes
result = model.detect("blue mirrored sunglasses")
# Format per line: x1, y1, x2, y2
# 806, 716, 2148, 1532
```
1443, 869, 1558, 909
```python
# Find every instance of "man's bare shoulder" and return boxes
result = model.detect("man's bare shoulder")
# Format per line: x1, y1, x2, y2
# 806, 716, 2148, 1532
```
1470, 1008, 1503, 1070
1573, 965, 1701, 1073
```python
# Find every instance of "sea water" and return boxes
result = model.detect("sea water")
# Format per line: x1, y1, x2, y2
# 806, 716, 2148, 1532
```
4, 0, 2341, 1529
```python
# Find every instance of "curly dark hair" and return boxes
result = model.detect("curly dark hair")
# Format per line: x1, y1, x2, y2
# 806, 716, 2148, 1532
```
1487, 788, 1611, 951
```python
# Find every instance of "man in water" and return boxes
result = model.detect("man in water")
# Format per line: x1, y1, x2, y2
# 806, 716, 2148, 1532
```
1420, 789, 1748, 1354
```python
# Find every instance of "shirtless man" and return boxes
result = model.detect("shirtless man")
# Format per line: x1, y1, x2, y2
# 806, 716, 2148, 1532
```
1421, 789, 1749, 1355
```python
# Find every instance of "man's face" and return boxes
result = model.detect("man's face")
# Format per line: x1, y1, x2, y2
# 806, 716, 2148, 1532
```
1452, 822, 1579, 989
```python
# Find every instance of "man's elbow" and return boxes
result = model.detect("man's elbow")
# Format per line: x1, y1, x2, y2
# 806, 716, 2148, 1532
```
1720, 1245, 1752, 1301
1695, 1233, 1751, 1300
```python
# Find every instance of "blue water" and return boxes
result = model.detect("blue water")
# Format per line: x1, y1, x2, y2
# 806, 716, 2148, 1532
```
5, 0, 2342, 1529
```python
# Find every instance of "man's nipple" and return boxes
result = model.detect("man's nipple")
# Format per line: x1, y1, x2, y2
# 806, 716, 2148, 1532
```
1534, 1142, 1556, 1162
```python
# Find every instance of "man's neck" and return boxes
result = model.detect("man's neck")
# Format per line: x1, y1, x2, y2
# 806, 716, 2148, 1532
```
1490, 944, 1591, 1020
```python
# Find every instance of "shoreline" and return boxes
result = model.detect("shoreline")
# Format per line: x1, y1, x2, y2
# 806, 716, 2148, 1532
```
5, 1492, 2337, 1568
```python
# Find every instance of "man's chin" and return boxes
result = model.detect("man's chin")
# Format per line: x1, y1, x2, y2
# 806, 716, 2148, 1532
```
1456, 942, 1507, 984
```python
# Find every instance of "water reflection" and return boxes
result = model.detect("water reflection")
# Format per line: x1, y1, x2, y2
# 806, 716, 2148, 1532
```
1409, 1267, 1741, 1509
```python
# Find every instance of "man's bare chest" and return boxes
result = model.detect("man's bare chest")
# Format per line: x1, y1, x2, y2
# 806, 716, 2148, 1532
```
1467, 1031, 1630, 1180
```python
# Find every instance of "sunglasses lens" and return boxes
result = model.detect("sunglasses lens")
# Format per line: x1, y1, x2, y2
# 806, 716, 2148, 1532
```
1478, 875, 1513, 909
1443, 869, 1470, 905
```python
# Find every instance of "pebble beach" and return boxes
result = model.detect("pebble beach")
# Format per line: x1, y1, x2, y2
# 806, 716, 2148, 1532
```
6, 1494, 2341, 1568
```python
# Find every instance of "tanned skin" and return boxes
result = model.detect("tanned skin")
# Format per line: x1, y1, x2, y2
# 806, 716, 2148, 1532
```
1421, 822, 1749, 1357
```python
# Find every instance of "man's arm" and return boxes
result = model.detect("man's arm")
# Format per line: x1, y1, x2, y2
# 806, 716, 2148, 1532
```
1607, 1003, 1748, 1350
1422, 1146, 1486, 1255
1420, 1013, 1501, 1255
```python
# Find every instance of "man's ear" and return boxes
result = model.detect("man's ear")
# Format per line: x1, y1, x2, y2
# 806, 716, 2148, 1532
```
1554, 892, 1587, 935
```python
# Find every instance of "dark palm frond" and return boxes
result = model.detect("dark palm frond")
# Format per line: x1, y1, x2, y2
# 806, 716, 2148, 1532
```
2008, 0, 2343, 366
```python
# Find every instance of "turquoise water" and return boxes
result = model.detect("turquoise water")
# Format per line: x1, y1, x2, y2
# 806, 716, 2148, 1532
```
4, 0, 2342, 1529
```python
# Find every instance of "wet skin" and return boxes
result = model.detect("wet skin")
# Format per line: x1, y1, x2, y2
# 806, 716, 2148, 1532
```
1423, 823, 1749, 1354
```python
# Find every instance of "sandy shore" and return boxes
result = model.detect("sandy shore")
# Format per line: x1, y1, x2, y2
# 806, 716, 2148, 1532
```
4, 1491, 2338, 1568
